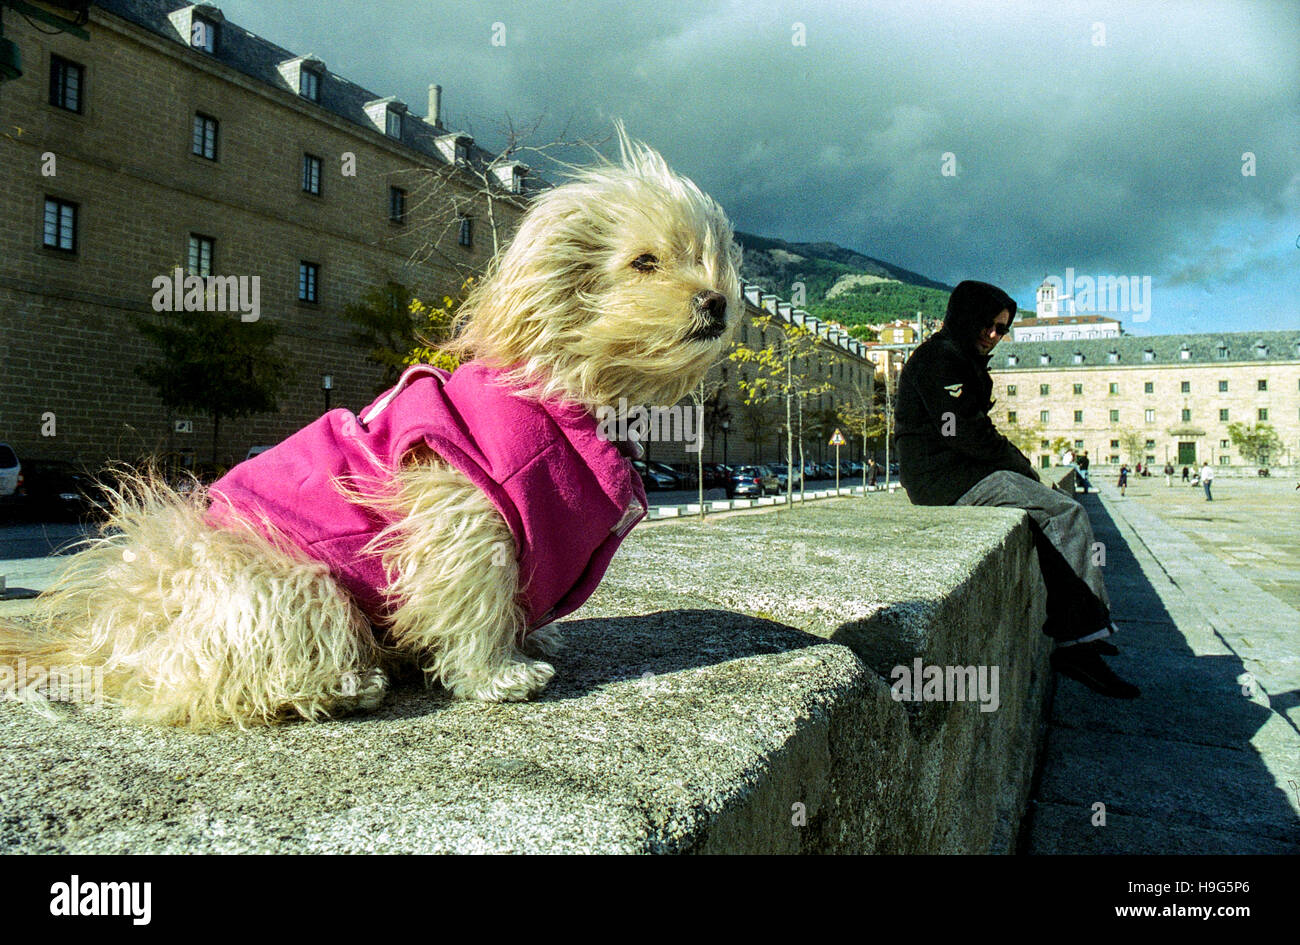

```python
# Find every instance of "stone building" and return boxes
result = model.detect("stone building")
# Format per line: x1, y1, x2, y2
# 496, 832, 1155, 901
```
990, 331, 1300, 472
1, 0, 531, 466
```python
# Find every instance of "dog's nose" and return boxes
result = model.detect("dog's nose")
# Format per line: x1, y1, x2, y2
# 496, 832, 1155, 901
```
694, 290, 727, 324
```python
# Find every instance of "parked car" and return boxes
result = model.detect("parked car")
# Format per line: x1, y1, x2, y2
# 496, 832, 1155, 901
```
767, 462, 801, 489
727, 465, 779, 498
632, 459, 676, 491
667, 462, 698, 490
702, 463, 731, 489
8, 458, 98, 522
245, 445, 274, 461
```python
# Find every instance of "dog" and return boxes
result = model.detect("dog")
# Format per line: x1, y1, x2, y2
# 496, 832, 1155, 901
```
1, 126, 741, 729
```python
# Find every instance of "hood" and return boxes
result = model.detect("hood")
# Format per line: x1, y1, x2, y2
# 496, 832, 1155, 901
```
940, 280, 1018, 356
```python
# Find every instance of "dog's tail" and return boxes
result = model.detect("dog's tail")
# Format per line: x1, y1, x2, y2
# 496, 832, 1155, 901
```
0, 469, 207, 711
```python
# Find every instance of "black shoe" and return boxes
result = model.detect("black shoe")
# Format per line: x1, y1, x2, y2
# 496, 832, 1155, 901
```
1051, 643, 1140, 698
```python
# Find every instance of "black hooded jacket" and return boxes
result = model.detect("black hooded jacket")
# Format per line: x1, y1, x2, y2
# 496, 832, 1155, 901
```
895, 280, 1040, 506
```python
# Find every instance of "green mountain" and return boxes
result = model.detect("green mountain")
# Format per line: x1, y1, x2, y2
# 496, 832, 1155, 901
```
735, 231, 955, 332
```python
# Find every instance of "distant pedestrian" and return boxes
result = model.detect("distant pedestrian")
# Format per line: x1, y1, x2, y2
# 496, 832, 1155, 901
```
1182, 466, 1190, 482
867, 458, 879, 489
1118, 464, 1129, 496
1164, 462, 1174, 487
1201, 461, 1214, 501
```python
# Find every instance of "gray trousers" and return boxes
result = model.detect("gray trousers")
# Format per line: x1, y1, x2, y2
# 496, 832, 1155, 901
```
955, 470, 1112, 642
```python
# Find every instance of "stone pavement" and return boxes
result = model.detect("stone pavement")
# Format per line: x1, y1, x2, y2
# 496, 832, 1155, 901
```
1024, 477, 1300, 853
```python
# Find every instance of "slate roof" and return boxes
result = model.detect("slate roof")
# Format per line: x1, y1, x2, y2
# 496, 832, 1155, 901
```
994, 330, 1300, 370
93, 0, 546, 192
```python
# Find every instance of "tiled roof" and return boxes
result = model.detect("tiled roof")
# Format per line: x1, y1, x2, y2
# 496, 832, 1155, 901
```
94, 0, 546, 191
993, 330, 1300, 369
1014, 314, 1120, 327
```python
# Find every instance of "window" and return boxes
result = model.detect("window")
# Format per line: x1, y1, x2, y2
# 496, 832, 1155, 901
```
188, 234, 214, 276
192, 113, 218, 160
1145, 440, 1155, 450
1073, 383, 1083, 395
1109, 409, 1119, 423
1006, 384, 1016, 396
1109, 455, 1120, 465
1040, 410, 1049, 424
298, 261, 319, 302
1007, 411, 1017, 424
1039, 384, 1050, 396
1109, 382, 1119, 395
1219, 409, 1229, 422
300, 68, 321, 102
1074, 410, 1083, 424
1219, 456, 1231, 465
1039, 354, 1050, 366
1144, 381, 1154, 394
42, 197, 77, 252
1180, 381, 1190, 393
302, 153, 322, 195
1040, 440, 1050, 449
1257, 379, 1268, 391
458, 215, 473, 247
1145, 409, 1155, 423
1074, 439, 1083, 449
1007, 355, 1018, 366
1181, 408, 1191, 422
389, 186, 407, 223
1218, 380, 1228, 392
386, 109, 403, 138
1107, 350, 1119, 363
455, 141, 469, 164
1110, 440, 1120, 449
1216, 345, 1229, 359
1180, 346, 1190, 360
1258, 408, 1269, 421
1143, 349, 1155, 362
1220, 439, 1230, 449
1072, 352, 1084, 364
49, 56, 84, 112
191, 15, 218, 53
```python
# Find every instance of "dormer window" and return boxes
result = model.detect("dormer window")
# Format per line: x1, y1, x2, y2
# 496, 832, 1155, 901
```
1007, 354, 1018, 366
300, 67, 321, 102
1217, 344, 1229, 359
364, 98, 408, 140
492, 161, 528, 194
1072, 352, 1084, 364
456, 141, 469, 163
191, 14, 218, 53
1039, 353, 1051, 366
1253, 342, 1268, 358
1179, 345, 1190, 360
1143, 348, 1154, 362
1107, 350, 1119, 363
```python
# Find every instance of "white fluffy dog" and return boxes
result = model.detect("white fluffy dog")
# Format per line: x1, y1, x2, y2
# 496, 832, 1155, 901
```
1, 127, 741, 729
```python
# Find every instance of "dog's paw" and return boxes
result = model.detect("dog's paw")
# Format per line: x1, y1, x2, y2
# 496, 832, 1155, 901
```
324, 667, 389, 716
520, 625, 565, 658
453, 657, 554, 703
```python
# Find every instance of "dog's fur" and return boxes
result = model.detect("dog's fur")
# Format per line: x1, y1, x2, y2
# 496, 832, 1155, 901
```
0, 127, 741, 729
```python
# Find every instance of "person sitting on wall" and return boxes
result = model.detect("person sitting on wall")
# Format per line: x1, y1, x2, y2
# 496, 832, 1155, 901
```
894, 280, 1140, 699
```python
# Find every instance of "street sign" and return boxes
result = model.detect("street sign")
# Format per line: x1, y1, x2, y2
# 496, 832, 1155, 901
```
830, 429, 845, 446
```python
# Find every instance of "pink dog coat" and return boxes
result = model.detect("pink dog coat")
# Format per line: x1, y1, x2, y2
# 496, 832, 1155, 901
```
207, 362, 647, 633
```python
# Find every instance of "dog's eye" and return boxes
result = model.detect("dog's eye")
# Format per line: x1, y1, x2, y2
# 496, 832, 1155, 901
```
631, 253, 659, 272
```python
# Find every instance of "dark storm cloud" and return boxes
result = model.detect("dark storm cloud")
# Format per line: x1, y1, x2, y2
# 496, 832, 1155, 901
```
218, 0, 1299, 330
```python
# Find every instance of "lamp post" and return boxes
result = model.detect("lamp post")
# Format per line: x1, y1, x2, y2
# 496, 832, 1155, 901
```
322, 374, 333, 413
720, 419, 729, 467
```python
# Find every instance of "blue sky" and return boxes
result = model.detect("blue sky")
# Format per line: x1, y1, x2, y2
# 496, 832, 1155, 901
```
213, 0, 1299, 336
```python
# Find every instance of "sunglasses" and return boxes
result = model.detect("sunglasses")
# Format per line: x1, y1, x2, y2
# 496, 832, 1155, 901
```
985, 322, 1011, 336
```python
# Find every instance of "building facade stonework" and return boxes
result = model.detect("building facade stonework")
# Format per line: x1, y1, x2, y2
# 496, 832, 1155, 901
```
990, 331, 1300, 472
